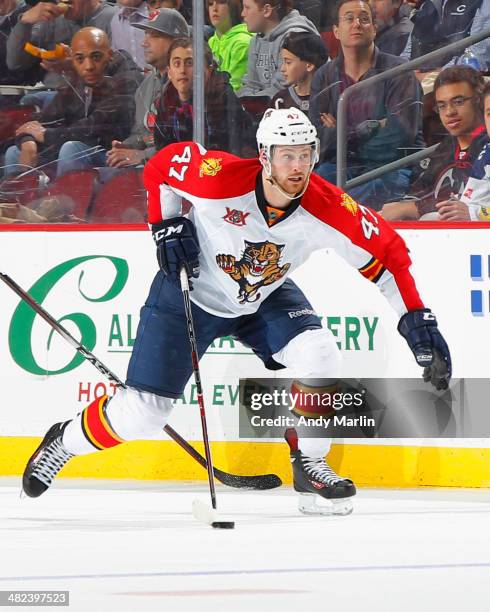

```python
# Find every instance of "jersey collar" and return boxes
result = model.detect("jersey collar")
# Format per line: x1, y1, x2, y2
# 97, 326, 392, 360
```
255, 171, 302, 227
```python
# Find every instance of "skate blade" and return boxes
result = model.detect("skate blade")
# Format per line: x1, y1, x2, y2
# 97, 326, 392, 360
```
298, 493, 353, 516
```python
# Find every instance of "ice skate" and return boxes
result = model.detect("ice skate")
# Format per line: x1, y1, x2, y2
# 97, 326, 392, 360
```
22, 422, 74, 498
290, 452, 356, 516
285, 428, 355, 516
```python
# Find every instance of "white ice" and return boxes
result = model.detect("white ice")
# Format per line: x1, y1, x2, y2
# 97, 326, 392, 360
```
1, 478, 490, 612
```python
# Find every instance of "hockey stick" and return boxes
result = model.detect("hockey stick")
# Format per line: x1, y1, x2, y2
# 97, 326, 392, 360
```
180, 267, 234, 528
0, 271, 282, 490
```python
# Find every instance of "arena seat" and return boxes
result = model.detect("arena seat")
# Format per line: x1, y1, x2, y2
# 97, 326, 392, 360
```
45, 169, 98, 221
90, 169, 147, 223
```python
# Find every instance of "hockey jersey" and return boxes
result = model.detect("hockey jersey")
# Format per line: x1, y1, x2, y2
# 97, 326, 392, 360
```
144, 141, 425, 318
461, 141, 490, 221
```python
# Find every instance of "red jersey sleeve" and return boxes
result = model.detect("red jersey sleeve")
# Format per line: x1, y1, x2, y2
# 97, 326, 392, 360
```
144, 142, 261, 224
302, 174, 425, 313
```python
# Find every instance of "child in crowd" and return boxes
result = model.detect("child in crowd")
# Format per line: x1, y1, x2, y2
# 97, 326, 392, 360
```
208, 0, 253, 92
271, 30, 327, 115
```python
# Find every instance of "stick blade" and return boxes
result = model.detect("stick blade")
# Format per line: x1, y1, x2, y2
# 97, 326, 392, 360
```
213, 468, 282, 490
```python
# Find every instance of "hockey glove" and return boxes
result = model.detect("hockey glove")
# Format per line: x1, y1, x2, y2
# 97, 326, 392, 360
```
152, 217, 200, 283
398, 308, 452, 391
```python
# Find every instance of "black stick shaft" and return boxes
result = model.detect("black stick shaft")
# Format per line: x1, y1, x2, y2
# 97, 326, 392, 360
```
0, 270, 282, 491
0, 271, 214, 481
179, 267, 217, 510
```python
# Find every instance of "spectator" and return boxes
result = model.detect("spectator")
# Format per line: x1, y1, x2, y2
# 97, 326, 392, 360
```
372, 0, 413, 56
5, 28, 139, 177
6, 0, 115, 93
435, 81, 490, 221
402, 0, 490, 70
381, 66, 488, 220
107, 8, 190, 168
0, 0, 40, 86
110, 0, 150, 71
154, 37, 254, 154
238, 0, 318, 102
271, 30, 327, 115
310, 0, 423, 210
207, 0, 253, 92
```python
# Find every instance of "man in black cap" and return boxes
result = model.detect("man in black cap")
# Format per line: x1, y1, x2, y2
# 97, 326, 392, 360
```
107, 8, 190, 168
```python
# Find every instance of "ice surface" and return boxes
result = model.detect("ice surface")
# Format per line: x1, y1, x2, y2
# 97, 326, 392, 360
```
1, 478, 490, 612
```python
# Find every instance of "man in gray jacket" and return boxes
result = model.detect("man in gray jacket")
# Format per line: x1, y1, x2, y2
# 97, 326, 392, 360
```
6, 0, 115, 93
106, 8, 189, 168
238, 0, 319, 101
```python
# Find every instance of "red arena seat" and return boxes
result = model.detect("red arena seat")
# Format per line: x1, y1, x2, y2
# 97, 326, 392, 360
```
90, 169, 147, 223
45, 169, 98, 221
0, 106, 37, 145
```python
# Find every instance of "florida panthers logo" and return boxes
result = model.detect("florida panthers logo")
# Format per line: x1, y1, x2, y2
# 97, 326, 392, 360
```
216, 240, 291, 304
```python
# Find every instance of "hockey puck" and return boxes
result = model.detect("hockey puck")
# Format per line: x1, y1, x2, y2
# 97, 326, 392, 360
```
211, 521, 235, 529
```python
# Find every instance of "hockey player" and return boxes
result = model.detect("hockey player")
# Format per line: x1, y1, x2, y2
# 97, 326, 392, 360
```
22, 108, 451, 515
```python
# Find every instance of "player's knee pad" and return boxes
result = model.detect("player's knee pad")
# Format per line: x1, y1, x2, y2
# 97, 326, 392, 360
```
273, 328, 342, 378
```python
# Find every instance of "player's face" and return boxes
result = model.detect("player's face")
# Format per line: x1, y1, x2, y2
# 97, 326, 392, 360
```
333, 1, 376, 49
242, 0, 266, 33
167, 46, 193, 101
484, 94, 490, 137
280, 49, 312, 87
208, 0, 231, 32
435, 82, 479, 137
141, 30, 173, 71
271, 145, 313, 196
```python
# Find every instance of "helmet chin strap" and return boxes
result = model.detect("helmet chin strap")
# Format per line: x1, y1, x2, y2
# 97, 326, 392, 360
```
264, 167, 313, 200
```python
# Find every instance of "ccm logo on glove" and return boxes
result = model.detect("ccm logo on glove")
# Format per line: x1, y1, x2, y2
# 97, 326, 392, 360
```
152, 217, 200, 284
153, 224, 184, 241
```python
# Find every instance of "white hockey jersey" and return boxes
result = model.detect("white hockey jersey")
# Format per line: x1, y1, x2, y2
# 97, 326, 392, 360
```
144, 142, 425, 318
461, 141, 490, 221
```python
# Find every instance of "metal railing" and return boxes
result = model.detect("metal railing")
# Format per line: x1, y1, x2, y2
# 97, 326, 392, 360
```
335, 27, 490, 189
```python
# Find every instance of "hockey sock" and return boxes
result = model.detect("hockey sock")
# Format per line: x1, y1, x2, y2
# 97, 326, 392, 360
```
62, 387, 173, 455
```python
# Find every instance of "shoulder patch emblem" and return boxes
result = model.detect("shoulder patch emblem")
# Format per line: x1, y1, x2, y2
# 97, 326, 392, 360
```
341, 192, 358, 215
199, 157, 222, 177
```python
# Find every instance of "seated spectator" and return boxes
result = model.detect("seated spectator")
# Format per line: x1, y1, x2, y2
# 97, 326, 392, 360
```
271, 30, 327, 115
372, 0, 413, 56
208, 0, 253, 92
0, 0, 40, 85
107, 8, 190, 168
310, 0, 423, 210
110, 0, 150, 71
6, 0, 115, 96
435, 81, 490, 221
402, 0, 489, 70
4, 28, 139, 177
381, 66, 488, 220
154, 37, 254, 154
238, 0, 318, 106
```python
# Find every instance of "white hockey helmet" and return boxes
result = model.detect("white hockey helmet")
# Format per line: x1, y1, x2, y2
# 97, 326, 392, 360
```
256, 107, 320, 175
